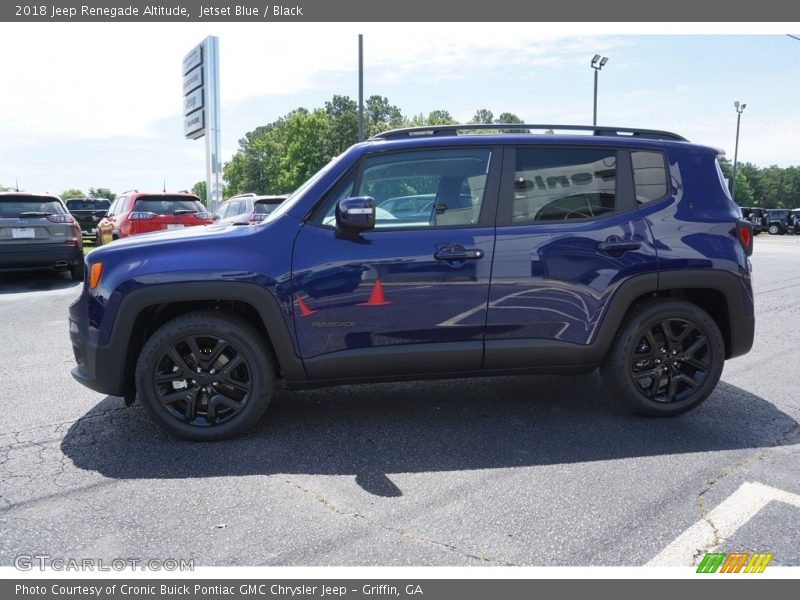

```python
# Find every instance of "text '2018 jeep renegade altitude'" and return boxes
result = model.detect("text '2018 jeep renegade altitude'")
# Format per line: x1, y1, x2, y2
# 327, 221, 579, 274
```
69, 125, 755, 440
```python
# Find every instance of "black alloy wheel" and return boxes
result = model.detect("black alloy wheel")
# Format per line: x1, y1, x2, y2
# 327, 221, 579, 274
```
601, 300, 725, 416
628, 318, 710, 404
135, 312, 274, 440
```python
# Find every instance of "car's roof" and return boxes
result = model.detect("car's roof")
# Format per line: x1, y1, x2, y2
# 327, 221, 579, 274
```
360, 124, 722, 156
0, 191, 62, 201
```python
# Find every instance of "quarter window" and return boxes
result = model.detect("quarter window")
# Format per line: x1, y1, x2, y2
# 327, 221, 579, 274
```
632, 150, 668, 203
512, 148, 617, 222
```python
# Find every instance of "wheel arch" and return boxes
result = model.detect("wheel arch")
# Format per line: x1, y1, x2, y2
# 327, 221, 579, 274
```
594, 270, 752, 361
109, 282, 307, 399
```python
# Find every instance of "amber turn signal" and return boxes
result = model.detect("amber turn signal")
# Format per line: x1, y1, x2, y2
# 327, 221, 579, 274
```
89, 262, 103, 289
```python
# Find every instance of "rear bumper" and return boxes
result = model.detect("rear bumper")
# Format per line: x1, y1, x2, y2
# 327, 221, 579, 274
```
0, 243, 83, 272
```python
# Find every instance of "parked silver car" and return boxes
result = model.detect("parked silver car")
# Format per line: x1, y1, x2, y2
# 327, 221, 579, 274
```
212, 193, 288, 225
0, 192, 84, 280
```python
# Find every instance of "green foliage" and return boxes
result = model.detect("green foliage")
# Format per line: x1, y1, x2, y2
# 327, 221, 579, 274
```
88, 187, 116, 201
61, 188, 85, 200
191, 181, 207, 204
731, 171, 754, 206
470, 109, 494, 124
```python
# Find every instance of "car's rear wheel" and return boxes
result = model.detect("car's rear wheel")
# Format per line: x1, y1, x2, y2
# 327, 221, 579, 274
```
600, 300, 724, 416
135, 311, 275, 440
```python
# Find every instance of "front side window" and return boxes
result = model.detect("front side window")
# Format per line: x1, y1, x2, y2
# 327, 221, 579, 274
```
511, 147, 617, 223
313, 148, 491, 229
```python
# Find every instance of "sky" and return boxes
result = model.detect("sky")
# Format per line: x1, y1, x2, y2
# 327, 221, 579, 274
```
0, 22, 798, 196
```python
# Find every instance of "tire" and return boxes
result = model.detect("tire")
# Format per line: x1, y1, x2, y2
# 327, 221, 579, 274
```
768, 224, 780, 235
135, 311, 275, 440
600, 299, 725, 417
70, 261, 85, 281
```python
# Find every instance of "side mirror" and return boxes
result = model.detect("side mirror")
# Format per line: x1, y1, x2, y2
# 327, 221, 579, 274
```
213, 214, 221, 221
335, 197, 375, 237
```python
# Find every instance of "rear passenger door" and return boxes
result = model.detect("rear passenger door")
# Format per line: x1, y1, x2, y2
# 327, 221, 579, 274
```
483, 145, 658, 368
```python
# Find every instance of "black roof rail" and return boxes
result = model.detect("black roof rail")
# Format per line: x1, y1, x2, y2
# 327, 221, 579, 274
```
227, 193, 258, 200
370, 123, 687, 142
119, 189, 138, 195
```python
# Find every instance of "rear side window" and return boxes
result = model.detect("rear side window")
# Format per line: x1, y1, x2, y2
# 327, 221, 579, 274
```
632, 151, 668, 203
0, 197, 65, 217
512, 147, 617, 223
133, 196, 204, 215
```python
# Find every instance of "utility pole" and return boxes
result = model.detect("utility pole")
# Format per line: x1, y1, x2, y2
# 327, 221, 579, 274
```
731, 101, 746, 202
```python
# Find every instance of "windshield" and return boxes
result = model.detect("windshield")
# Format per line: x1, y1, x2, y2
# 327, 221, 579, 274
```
66, 199, 111, 211
0, 197, 65, 217
254, 199, 285, 214
266, 156, 342, 221
133, 196, 204, 215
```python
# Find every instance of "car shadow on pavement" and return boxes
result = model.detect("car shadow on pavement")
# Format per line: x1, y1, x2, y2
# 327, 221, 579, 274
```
0, 271, 79, 294
61, 373, 798, 496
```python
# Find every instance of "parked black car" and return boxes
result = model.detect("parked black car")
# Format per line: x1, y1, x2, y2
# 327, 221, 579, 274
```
65, 198, 112, 240
765, 209, 790, 235
739, 206, 765, 235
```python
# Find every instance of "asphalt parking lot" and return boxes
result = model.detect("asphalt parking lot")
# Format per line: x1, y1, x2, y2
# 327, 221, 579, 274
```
0, 235, 798, 567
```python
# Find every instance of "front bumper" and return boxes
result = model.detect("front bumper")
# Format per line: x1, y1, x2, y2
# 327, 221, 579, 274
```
69, 293, 128, 397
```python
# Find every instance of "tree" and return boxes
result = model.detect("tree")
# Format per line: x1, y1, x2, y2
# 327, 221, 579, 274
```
61, 188, 85, 199
324, 94, 359, 155
426, 110, 457, 125
192, 181, 207, 205
731, 171, 755, 206
275, 109, 329, 193
88, 187, 116, 201
470, 109, 494, 124
496, 112, 523, 124
365, 95, 404, 136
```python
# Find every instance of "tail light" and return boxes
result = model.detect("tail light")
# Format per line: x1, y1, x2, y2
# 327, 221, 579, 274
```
193, 212, 212, 220
249, 213, 267, 223
47, 214, 76, 224
129, 212, 156, 220
737, 218, 753, 257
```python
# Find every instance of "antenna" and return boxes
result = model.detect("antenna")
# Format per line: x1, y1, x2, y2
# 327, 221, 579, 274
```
15, 178, 19, 192
163, 180, 166, 193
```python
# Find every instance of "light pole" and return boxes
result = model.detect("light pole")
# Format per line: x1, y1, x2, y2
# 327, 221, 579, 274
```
731, 101, 746, 202
591, 55, 609, 126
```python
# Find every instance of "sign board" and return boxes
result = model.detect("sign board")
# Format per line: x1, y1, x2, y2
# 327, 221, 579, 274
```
182, 36, 221, 211
184, 110, 204, 139
182, 65, 203, 96
183, 87, 204, 116
182, 45, 202, 76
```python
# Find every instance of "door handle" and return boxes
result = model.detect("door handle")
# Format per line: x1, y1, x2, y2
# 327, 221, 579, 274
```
434, 248, 484, 261
596, 240, 641, 253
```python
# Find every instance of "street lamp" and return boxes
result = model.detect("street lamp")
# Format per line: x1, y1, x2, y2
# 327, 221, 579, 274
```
731, 101, 746, 202
591, 55, 609, 126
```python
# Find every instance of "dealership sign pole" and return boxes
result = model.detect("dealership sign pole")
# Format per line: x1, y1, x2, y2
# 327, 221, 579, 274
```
183, 36, 221, 211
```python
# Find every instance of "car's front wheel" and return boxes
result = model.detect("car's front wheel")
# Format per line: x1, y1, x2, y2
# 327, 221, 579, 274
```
600, 300, 725, 417
768, 224, 780, 235
135, 311, 275, 440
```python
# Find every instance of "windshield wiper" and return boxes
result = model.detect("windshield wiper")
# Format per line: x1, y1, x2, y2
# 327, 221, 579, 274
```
18, 211, 52, 217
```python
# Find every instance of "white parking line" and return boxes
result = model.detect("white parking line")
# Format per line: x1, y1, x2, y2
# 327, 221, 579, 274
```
647, 481, 800, 566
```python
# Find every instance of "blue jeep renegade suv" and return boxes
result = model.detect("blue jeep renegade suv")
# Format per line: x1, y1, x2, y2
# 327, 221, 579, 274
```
69, 124, 755, 440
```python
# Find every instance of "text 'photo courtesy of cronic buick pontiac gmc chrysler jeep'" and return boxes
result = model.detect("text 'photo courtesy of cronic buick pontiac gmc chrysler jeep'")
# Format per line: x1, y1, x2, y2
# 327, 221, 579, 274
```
69, 124, 755, 440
